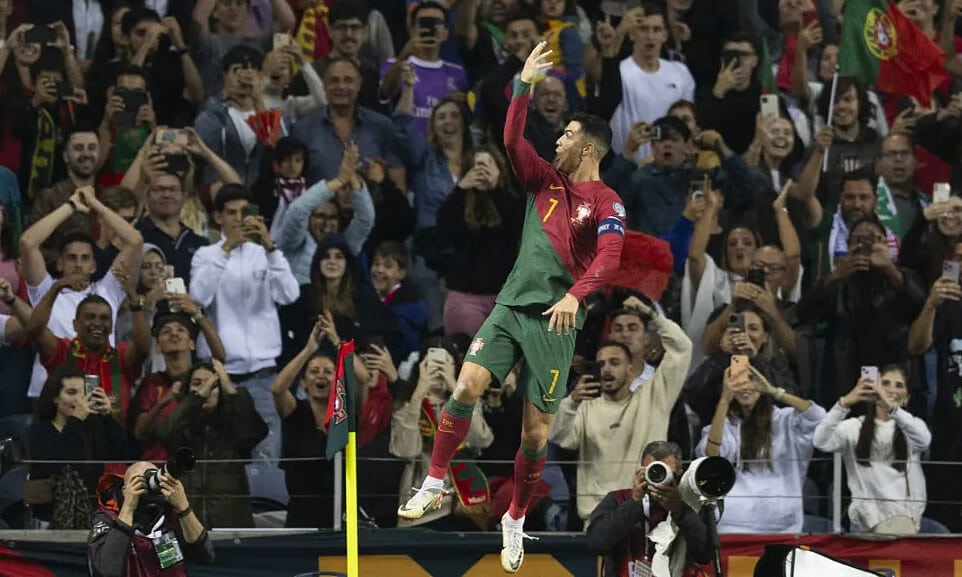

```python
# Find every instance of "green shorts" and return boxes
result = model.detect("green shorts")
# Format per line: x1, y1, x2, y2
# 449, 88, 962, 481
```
465, 304, 576, 415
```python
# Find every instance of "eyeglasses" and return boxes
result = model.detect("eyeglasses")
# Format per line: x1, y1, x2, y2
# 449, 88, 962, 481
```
752, 262, 786, 274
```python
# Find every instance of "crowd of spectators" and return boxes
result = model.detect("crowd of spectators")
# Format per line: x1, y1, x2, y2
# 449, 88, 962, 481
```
0, 0, 962, 538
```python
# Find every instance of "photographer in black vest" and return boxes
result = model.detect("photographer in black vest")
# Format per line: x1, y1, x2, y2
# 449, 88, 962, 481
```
87, 455, 214, 577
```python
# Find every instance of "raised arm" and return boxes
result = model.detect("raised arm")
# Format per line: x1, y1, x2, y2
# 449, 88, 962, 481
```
908, 278, 959, 354
686, 183, 718, 290
271, 319, 324, 418
20, 189, 89, 286
270, 0, 296, 32
792, 127, 830, 229
504, 42, 558, 193
80, 187, 144, 277
25, 276, 82, 360
773, 182, 802, 293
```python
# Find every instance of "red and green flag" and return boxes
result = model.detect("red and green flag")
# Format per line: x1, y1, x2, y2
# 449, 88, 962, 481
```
838, 0, 947, 106
324, 341, 356, 459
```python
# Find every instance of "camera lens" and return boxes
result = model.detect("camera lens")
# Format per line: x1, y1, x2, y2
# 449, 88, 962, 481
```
645, 461, 672, 486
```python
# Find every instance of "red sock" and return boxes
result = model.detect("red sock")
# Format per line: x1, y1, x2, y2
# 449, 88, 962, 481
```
427, 398, 475, 480
508, 445, 547, 520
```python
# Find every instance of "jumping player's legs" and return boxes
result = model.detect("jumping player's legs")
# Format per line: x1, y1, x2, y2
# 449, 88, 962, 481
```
399, 305, 521, 520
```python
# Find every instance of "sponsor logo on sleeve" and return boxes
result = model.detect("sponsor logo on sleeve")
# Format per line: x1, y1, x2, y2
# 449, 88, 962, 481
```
613, 202, 626, 218
469, 337, 485, 356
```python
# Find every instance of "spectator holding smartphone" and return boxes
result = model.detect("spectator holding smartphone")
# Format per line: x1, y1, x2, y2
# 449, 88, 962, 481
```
814, 366, 944, 534
907, 244, 962, 531
98, 65, 157, 181
27, 364, 128, 529
697, 360, 824, 534
549, 300, 691, 523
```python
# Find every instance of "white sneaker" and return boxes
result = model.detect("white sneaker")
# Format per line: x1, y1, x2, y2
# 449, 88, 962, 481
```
500, 513, 537, 573
397, 486, 446, 520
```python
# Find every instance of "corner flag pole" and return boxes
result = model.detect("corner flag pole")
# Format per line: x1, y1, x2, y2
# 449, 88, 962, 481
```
345, 430, 359, 577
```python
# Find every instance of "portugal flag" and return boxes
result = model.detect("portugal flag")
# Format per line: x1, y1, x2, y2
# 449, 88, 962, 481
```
838, 0, 948, 106
604, 231, 674, 302
323, 341, 356, 459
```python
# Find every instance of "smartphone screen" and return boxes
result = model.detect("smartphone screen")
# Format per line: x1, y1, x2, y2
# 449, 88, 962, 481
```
273, 33, 291, 50
934, 182, 951, 203
84, 375, 100, 395
943, 260, 960, 283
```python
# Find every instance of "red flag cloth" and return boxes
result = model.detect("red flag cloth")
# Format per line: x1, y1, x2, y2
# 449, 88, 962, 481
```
603, 231, 674, 302
323, 340, 355, 459
876, 2, 948, 107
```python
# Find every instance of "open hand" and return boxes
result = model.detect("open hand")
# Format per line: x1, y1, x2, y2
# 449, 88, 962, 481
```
543, 293, 578, 335
520, 41, 553, 84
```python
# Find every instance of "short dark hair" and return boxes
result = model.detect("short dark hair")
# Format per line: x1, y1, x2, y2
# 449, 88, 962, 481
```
841, 167, 879, 194
328, 0, 369, 25
274, 136, 309, 169
373, 240, 409, 270
722, 30, 758, 51
59, 231, 96, 255
641, 440, 683, 463
323, 56, 362, 79
214, 183, 254, 212
571, 112, 613, 158
121, 7, 161, 37
152, 311, 198, 340
30, 48, 66, 82
652, 115, 692, 141
847, 214, 885, 237
77, 294, 112, 318
35, 364, 86, 421
222, 44, 263, 72
639, 0, 667, 21
99, 186, 138, 212
608, 307, 649, 329
596, 339, 633, 363
504, 5, 538, 28
64, 127, 100, 146
411, 0, 448, 26
114, 64, 149, 86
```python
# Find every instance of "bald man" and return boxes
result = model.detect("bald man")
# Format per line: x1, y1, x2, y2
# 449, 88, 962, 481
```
88, 461, 214, 576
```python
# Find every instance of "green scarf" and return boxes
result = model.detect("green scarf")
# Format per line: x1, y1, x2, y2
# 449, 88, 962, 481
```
26, 108, 57, 203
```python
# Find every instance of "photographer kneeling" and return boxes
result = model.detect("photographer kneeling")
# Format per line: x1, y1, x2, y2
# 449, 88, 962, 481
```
88, 460, 214, 577
587, 441, 713, 577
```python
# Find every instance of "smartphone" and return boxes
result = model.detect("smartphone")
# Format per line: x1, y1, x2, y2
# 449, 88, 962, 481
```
273, 32, 291, 50
802, 9, 818, 28
730, 355, 749, 381
359, 335, 385, 355
721, 51, 740, 69
943, 260, 960, 283
760, 94, 779, 118
417, 16, 441, 37
165, 277, 187, 295
728, 312, 745, 332
581, 361, 603, 397
648, 125, 662, 141
242, 203, 261, 219
113, 88, 149, 128
860, 365, 879, 385
162, 265, 175, 281
24, 25, 55, 46
425, 347, 448, 365
55, 79, 74, 100
690, 178, 705, 198
84, 375, 99, 396
934, 182, 952, 203
162, 153, 189, 174
156, 129, 188, 146
852, 239, 873, 256
746, 267, 767, 288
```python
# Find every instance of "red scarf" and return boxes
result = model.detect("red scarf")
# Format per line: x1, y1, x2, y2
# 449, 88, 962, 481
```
274, 176, 306, 204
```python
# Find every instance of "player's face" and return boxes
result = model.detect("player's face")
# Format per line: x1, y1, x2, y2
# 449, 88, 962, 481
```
597, 345, 630, 394
553, 121, 586, 172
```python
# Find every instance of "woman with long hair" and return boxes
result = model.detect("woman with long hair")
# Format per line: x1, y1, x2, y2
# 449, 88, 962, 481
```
814, 366, 945, 534
698, 360, 824, 534
154, 359, 267, 529
27, 364, 127, 528
436, 144, 524, 337
279, 234, 399, 364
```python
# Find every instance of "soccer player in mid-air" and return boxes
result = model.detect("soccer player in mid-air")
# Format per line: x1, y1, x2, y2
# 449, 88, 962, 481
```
398, 41, 626, 573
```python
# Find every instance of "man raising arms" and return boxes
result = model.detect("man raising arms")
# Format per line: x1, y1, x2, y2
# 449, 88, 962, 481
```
398, 42, 626, 573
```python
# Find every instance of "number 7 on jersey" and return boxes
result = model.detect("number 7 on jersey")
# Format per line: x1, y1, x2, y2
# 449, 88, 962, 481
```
542, 198, 559, 222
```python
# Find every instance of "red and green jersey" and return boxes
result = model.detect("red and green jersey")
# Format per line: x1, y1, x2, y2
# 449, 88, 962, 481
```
496, 80, 626, 315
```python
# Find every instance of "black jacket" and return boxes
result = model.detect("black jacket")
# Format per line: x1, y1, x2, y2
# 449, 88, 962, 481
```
587, 489, 713, 577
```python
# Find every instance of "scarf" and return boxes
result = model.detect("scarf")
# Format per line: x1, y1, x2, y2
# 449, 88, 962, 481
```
358, 374, 392, 447
68, 339, 128, 426
274, 176, 306, 205
26, 107, 58, 203
827, 209, 900, 271
419, 399, 489, 513
295, 1, 330, 61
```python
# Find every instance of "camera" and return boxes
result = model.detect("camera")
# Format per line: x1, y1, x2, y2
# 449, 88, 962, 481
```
645, 461, 674, 487
144, 447, 196, 494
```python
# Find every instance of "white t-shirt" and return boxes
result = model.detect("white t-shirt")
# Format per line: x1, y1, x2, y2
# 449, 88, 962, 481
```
26, 272, 126, 397
0, 313, 9, 345
228, 107, 258, 155
610, 57, 696, 161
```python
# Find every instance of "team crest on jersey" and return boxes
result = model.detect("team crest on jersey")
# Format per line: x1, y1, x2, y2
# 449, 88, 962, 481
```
469, 337, 485, 356
331, 379, 348, 425
571, 202, 592, 226
613, 202, 626, 218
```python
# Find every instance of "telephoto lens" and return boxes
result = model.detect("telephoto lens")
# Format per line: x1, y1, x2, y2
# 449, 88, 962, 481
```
644, 461, 674, 487
145, 447, 196, 493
